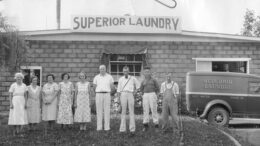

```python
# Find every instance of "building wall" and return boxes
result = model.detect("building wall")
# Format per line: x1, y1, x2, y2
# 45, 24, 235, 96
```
1, 40, 260, 112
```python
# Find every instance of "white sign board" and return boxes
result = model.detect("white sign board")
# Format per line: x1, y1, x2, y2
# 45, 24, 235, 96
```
71, 16, 181, 33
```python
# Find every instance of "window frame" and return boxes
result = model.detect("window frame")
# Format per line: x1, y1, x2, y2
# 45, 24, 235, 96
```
109, 54, 143, 81
193, 58, 251, 74
20, 66, 43, 86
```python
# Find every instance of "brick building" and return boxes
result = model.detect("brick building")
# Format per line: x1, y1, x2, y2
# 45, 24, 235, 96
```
1, 16, 260, 115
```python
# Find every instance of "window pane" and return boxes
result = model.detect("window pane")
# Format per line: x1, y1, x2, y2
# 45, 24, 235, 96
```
249, 82, 260, 94
110, 54, 117, 61
212, 61, 247, 73
128, 65, 134, 72
118, 55, 127, 61
119, 64, 125, 72
111, 64, 118, 72
135, 54, 142, 61
127, 55, 134, 61
135, 64, 142, 72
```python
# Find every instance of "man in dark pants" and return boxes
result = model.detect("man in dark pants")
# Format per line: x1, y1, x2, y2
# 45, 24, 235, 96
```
139, 66, 160, 132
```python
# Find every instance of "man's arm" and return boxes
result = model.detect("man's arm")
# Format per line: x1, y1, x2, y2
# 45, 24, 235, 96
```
173, 83, 180, 98
117, 78, 122, 97
154, 79, 160, 95
160, 82, 165, 96
93, 76, 97, 92
139, 81, 144, 95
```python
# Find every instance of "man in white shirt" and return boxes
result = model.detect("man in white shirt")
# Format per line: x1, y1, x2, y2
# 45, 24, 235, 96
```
93, 65, 114, 131
160, 73, 180, 132
117, 66, 139, 136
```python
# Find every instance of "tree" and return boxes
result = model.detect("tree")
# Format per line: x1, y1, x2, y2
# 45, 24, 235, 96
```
241, 9, 260, 37
0, 13, 30, 71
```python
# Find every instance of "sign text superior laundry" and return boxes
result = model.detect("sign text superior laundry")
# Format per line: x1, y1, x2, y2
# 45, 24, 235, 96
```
71, 16, 181, 33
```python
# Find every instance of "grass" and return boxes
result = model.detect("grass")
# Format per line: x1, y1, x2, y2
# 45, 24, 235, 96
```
0, 115, 241, 146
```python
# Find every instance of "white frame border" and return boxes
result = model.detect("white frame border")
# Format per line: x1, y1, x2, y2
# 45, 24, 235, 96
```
192, 58, 251, 74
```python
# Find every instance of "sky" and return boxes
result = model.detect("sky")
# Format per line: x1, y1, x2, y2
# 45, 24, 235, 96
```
0, 0, 260, 35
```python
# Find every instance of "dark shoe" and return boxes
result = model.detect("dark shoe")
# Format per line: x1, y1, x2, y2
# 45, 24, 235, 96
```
142, 128, 146, 132
142, 124, 149, 132
154, 124, 159, 132
129, 132, 135, 137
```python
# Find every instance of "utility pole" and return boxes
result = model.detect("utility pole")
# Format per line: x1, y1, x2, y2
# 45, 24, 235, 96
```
56, 0, 61, 29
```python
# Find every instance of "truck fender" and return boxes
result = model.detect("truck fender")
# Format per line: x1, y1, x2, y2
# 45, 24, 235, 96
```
199, 99, 232, 119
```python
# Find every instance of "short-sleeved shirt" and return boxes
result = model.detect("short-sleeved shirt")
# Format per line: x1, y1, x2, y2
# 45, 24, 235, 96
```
160, 81, 179, 97
9, 82, 28, 96
117, 75, 140, 93
140, 77, 160, 94
93, 73, 114, 92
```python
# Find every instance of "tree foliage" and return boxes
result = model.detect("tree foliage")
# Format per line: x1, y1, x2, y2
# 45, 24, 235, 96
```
0, 13, 30, 71
241, 9, 260, 37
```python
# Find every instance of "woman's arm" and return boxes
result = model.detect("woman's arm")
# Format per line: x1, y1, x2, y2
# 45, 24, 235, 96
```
74, 83, 78, 108
9, 93, 13, 109
24, 90, 28, 109
51, 83, 59, 104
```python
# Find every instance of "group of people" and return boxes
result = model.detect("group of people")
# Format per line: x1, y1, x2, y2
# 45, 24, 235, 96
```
8, 64, 180, 136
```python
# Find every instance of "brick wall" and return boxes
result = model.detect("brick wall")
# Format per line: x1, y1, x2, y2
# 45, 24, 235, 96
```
1, 40, 260, 113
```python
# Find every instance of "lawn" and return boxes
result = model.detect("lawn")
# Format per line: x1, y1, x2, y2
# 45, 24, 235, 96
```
0, 115, 239, 146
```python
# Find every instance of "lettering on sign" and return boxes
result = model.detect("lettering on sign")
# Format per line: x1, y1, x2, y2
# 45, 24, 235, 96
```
203, 79, 232, 89
71, 16, 181, 34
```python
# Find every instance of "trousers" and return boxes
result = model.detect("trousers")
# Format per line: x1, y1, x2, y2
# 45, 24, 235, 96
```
161, 87, 179, 130
142, 92, 159, 124
95, 93, 111, 131
120, 92, 135, 132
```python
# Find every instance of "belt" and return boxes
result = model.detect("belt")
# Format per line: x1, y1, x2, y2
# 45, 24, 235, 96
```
121, 91, 133, 93
96, 92, 110, 93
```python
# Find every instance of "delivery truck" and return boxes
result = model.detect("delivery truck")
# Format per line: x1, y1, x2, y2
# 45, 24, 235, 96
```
186, 72, 260, 126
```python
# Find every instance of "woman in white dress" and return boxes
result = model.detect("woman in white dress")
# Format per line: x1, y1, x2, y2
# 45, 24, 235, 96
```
57, 73, 74, 128
74, 72, 91, 131
42, 74, 59, 132
8, 73, 28, 135
27, 76, 41, 130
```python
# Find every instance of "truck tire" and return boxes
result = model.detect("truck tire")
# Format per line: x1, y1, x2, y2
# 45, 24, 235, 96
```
207, 107, 229, 126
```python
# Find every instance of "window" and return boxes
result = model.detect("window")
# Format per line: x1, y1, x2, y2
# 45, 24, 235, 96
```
193, 58, 251, 74
109, 54, 143, 81
20, 66, 42, 86
249, 82, 260, 94
212, 61, 247, 73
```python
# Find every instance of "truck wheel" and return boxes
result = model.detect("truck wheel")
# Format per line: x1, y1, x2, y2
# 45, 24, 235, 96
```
207, 107, 229, 126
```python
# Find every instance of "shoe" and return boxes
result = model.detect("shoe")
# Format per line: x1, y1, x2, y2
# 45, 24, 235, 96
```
129, 132, 135, 137
142, 127, 148, 132
142, 124, 149, 132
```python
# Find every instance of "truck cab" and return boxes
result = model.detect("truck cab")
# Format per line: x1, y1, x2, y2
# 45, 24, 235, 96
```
186, 72, 260, 126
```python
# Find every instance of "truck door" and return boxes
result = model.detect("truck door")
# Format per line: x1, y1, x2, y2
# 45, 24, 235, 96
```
247, 81, 260, 116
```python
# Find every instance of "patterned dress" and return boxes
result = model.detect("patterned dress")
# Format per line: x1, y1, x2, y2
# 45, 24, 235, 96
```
8, 83, 28, 125
27, 85, 41, 123
57, 82, 74, 124
42, 83, 59, 121
74, 82, 91, 123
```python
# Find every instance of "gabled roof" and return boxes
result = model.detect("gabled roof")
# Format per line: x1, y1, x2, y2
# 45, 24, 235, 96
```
20, 29, 260, 42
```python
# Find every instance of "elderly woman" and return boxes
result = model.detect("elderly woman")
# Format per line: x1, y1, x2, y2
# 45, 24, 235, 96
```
57, 73, 74, 128
27, 76, 41, 130
42, 74, 59, 132
8, 73, 28, 135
